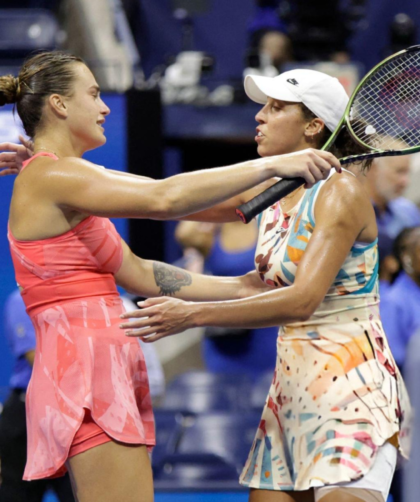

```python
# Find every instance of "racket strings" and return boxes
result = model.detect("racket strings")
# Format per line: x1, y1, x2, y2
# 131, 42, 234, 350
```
349, 50, 420, 151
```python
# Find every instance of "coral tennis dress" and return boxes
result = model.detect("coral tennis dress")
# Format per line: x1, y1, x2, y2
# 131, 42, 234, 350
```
240, 171, 411, 491
8, 153, 155, 480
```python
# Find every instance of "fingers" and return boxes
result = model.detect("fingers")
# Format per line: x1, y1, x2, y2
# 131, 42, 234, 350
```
0, 142, 19, 153
120, 316, 151, 330
19, 135, 33, 150
0, 152, 18, 164
127, 327, 156, 337
120, 308, 149, 320
140, 332, 168, 343
0, 168, 19, 176
314, 150, 342, 173
302, 150, 343, 187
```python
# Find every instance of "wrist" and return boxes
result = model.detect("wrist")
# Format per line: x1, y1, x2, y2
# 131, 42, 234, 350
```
260, 157, 276, 180
190, 301, 212, 328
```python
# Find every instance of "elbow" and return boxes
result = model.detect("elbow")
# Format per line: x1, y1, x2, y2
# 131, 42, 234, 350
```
293, 289, 321, 322
149, 182, 183, 220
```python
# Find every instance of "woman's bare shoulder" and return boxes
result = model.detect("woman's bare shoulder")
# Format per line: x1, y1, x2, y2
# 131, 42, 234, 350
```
318, 170, 370, 206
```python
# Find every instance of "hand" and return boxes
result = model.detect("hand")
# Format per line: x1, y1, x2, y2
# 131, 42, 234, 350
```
0, 135, 34, 176
269, 149, 342, 188
119, 296, 196, 342
238, 270, 275, 298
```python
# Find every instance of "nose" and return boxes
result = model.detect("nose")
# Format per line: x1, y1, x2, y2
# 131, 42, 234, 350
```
100, 98, 111, 116
255, 103, 268, 124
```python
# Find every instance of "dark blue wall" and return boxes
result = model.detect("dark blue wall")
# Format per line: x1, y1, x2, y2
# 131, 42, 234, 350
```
137, 0, 255, 80
0, 94, 128, 388
349, 0, 420, 71
137, 0, 420, 79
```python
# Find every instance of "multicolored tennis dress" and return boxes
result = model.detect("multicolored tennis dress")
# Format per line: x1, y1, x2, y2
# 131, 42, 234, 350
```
239, 172, 411, 491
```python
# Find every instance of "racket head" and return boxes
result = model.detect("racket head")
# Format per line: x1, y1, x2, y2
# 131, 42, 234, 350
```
344, 45, 420, 156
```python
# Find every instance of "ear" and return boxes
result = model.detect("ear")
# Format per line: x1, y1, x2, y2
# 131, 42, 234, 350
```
402, 253, 413, 273
304, 117, 325, 139
47, 93, 68, 119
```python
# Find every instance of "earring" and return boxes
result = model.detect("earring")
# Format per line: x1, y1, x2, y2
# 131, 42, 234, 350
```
403, 256, 413, 274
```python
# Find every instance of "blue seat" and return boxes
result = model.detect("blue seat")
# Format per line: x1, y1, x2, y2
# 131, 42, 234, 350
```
152, 410, 187, 470
159, 371, 252, 413
175, 411, 261, 471
250, 371, 273, 410
167, 371, 251, 388
154, 453, 242, 491
0, 9, 59, 58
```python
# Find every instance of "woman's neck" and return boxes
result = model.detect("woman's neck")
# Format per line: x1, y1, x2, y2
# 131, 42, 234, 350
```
34, 131, 84, 159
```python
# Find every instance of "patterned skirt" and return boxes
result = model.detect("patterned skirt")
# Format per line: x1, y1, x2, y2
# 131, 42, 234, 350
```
240, 318, 411, 491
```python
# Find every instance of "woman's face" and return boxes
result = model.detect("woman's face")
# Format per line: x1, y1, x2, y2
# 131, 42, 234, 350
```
64, 63, 110, 151
255, 98, 310, 157
409, 233, 420, 277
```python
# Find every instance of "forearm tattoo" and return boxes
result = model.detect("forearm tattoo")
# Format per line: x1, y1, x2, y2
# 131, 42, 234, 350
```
153, 262, 192, 296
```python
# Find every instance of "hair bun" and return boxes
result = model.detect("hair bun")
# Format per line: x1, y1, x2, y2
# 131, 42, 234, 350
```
0, 75, 20, 106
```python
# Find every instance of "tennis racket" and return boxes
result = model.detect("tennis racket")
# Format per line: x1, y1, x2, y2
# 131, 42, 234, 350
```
236, 44, 420, 223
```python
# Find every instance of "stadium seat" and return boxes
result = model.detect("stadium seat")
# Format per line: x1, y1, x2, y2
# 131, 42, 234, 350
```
159, 371, 252, 413
174, 411, 261, 471
154, 453, 241, 491
167, 371, 250, 386
0, 9, 59, 59
152, 409, 189, 470
250, 370, 273, 409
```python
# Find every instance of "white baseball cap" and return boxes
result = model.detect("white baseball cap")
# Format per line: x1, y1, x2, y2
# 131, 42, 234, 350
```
244, 69, 349, 132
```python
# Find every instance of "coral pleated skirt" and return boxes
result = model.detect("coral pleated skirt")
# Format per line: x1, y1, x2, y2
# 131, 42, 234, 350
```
24, 295, 155, 480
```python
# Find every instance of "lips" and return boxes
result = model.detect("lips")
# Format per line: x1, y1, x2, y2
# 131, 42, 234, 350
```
255, 129, 265, 142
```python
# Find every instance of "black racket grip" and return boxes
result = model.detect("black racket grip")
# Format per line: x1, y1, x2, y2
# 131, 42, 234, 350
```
236, 177, 305, 224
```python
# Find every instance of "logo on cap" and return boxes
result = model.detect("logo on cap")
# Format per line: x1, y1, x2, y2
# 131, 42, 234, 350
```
287, 78, 299, 86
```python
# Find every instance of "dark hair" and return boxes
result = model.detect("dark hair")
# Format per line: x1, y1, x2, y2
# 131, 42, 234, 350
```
393, 226, 420, 267
0, 51, 85, 138
299, 103, 373, 171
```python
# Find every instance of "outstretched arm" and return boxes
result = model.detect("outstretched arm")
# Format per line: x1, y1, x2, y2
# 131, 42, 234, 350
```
35, 150, 340, 220
115, 240, 272, 303
2, 139, 341, 222
120, 174, 371, 339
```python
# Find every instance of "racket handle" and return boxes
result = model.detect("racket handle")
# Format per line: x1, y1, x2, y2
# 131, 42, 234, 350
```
235, 178, 305, 224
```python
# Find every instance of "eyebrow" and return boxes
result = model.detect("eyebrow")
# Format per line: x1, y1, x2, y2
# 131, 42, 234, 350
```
89, 85, 101, 93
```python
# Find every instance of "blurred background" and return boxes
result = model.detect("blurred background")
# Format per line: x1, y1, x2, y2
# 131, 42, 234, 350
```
0, 1, 420, 501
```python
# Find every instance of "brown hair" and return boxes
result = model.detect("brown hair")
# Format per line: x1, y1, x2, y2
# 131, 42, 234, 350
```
0, 51, 85, 138
299, 103, 373, 171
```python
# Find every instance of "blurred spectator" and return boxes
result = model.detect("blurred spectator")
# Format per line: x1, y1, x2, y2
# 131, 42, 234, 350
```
257, 30, 293, 70
175, 220, 278, 377
248, 3, 293, 74
120, 294, 165, 402
377, 230, 400, 294
365, 155, 420, 289
381, 226, 420, 371
0, 290, 74, 502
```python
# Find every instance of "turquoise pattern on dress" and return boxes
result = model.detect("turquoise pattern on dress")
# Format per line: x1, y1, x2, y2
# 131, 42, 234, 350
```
241, 174, 411, 492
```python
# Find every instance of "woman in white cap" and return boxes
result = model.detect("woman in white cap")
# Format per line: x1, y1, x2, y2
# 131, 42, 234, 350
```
121, 69, 411, 502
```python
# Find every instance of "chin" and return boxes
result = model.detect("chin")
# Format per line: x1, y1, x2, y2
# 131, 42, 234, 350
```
257, 145, 270, 158
84, 136, 107, 153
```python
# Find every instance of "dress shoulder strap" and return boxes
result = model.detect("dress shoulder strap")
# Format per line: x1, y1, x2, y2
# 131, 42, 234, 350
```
21, 152, 59, 173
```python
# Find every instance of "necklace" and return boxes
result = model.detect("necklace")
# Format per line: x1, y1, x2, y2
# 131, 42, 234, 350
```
280, 185, 304, 205
33, 147, 59, 157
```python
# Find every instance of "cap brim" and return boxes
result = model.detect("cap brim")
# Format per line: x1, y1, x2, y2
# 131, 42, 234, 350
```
244, 75, 301, 104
